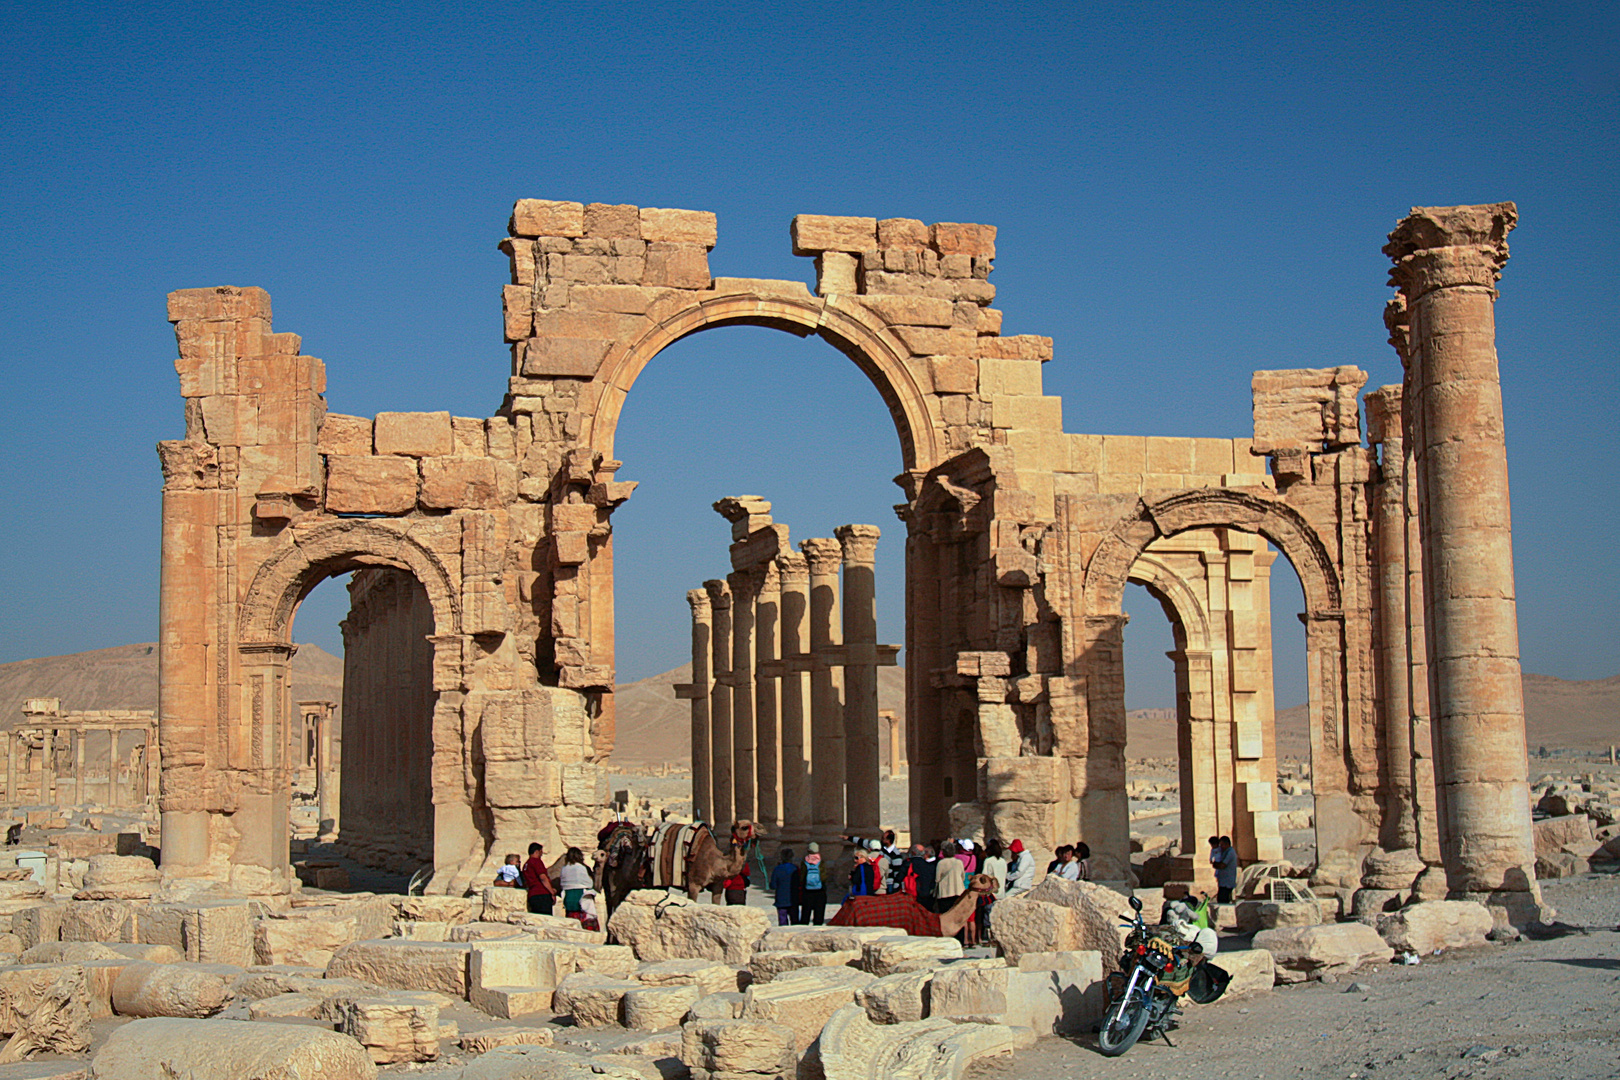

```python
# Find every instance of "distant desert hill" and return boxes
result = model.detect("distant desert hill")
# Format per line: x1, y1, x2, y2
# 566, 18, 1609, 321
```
0, 642, 343, 725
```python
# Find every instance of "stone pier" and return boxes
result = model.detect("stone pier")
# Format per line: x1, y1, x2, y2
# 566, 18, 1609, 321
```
1386, 202, 1541, 918
675, 589, 714, 821
705, 579, 734, 827
802, 538, 846, 837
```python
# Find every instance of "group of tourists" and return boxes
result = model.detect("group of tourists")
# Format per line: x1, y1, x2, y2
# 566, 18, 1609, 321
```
496, 842, 601, 928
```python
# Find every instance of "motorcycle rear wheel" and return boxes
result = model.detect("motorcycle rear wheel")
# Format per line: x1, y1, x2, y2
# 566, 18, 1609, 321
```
1097, 994, 1150, 1056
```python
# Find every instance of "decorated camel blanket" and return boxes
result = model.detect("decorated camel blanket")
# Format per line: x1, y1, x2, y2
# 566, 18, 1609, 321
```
650, 822, 706, 889
828, 893, 944, 937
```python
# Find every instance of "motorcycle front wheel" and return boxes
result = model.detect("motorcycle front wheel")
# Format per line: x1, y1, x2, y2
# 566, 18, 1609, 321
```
1096, 994, 1150, 1056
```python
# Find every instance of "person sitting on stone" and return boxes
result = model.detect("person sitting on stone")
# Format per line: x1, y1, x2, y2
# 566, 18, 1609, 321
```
494, 852, 522, 886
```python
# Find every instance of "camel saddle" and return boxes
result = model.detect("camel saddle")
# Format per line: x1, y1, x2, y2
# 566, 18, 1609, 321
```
650, 821, 707, 889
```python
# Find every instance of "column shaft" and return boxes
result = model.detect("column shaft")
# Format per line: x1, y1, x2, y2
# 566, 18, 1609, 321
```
803, 539, 845, 836
728, 570, 759, 824
704, 580, 734, 826
686, 589, 714, 823
1368, 387, 1418, 851
777, 553, 812, 841
836, 525, 882, 838
754, 564, 782, 833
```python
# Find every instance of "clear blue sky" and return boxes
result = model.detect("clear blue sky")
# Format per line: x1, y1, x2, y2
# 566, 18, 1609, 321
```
1, 3, 1615, 712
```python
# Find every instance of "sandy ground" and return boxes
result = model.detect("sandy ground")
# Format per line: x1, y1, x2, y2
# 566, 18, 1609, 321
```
964, 872, 1620, 1080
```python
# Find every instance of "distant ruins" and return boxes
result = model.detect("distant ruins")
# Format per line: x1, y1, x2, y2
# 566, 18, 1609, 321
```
153, 200, 1541, 920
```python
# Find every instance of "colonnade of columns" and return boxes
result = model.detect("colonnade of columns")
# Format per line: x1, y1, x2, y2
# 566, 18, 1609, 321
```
676, 497, 897, 841
6, 701, 158, 808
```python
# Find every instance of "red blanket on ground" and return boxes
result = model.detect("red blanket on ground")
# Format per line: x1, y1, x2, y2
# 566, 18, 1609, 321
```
828, 894, 943, 937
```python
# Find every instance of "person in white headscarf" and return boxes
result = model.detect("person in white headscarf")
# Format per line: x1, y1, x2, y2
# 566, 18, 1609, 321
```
1163, 899, 1219, 956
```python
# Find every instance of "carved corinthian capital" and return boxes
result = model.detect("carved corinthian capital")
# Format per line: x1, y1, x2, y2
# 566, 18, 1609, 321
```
1384, 202, 1516, 298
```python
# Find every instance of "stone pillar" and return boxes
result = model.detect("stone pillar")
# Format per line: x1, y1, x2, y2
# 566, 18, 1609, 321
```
1367, 386, 1418, 851
754, 563, 782, 833
1386, 203, 1540, 913
5, 734, 14, 805
728, 569, 760, 824
776, 552, 813, 841
40, 729, 55, 807
684, 588, 714, 823
836, 525, 882, 838
1082, 614, 1131, 881
704, 580, 734, 826
802, 538, 845, 836
74, 730, 86, 806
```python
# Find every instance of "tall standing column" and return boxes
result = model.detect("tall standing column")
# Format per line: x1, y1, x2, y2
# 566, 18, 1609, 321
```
704, 580, 734, 826
776, 552, 813, 842
74, 730, 86, 806
683, 589, 715, 823
836, 525, 882, 839
802, 539, 845, 836
1366, 386, 1418, 851
1386, 202, 1539, 913
728, 569, 760, 824
754, 563, 782, 834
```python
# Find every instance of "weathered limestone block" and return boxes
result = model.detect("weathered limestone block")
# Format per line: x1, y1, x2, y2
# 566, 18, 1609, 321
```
11, 903, 66, 950
336, 996, 441, 1064
1250, 366, 1366, 452
1311, 849, 1364, 891
21, 941, 180, 964
635, 958, 742, 996
0, 963, 92, 1052
1533, 814, 1595, 858
1360, 847, 1426, 890
394, 919, 450, 941
623, 983, 703, 1031
747, 949, 860, 984
111, 961, 240, 1018
88, 1016, 379, 1079
609, 894, 770, 964
988, 898, 1077, 964
815, 1004, 1027, 1080
482, 884, 529, 921
457, 1044, 652, 1079
1350, 888, 1408, 923
1252, 924, 1393, 983
681, 994, 746, 1025
60, 900, 135, 943
325, 455, 418, 514
460, 1025, 556, 1054
1211, 948, 1276, 998
855, 969, 933, 1024
231, 969, 377, 1002
76, 854, 160, 900
1257, 901, 1322, 929
398, 895, 482, 924
573, 943, 638, 978
420, 457, 501, 509
254, 914, 359, 968
326, 940, 471, 998
374, 411, 453, 457
681, 1018, 798, 1080
929, 963, 1098, 1035
553, 971, 641, 1027
512, 199, 585, 238
1022, 877, 1131, 967
859, 937, 962, 977
1376, 900, 1493, 954
319, 413, 373, 456
790, 215, 877, 255
248, 991, 327, 1020
448, 921, 531, 943
754, 926, 900, 954
743, 966, 875, 1068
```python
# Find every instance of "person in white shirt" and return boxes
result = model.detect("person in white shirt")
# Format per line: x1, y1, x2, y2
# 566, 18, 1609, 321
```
1004, 839, 1036, 894
557, 847, 594, 915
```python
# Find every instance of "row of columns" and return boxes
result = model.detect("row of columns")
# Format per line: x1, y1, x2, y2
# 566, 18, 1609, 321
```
677, 498, 896, 841
3, 724, 157, 808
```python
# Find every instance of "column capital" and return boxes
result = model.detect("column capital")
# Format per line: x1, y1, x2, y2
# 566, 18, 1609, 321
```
704, 579, 732, 611
800, 537, 843, 576
775, 550, 809, 587
687, 588, 711, 619
1385, 202, 1516, 299
727, 567, 764, 604
834, 523, 881, 565
758, 560, 781, 595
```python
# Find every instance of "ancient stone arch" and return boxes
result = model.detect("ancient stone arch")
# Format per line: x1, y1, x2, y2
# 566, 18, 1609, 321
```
154, 200, 1542, 922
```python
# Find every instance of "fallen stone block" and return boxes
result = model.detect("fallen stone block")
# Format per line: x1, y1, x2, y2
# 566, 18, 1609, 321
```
398, 895, 481, 924
930, 961, 1101, 1035
448, 921, 533, 942
460, 1024, 557, 1053
481, 885, 529, 921
254, 913, 360, 968
856, 970, 933, 1024
1019, 877, 1132, 965
20, 941, 179, 965
815, 1003, 1028, 1080
456, 1044, 645, 1079
87, 1016, 378, 1079
553, 971, 642, 1027
743, 967, 875, 1071
247, 991, 327, 1020
681, 1017, 797, 1080
138, 901, 256, 967
11, 904, 66, 951
232, 968, 376, 1002
1208, 948, 1275, 998
859, 937, 962, 977
0, 963, 93, 1054
393, 919, 450, 940
111, 961, 240, 1018
326, 939, 471, 997
60, 900, 135, 944
624, 983, 703, 1031
637, 958, 743, 996
1257, 901, 1322, 929
1376, 900, 1493, 954
1533, 814, 1594, 858
468, 985, 553, 1020
988, 897, 1078, 964
686, 991, 748, 1022
75, 854, 159, 900
573, 943, 638, 978
609, 892, 770, 963
748, 949, 860, 984
1252, 923, 1393, 983
754, 926, 901, 953
335, 995, 441, 1064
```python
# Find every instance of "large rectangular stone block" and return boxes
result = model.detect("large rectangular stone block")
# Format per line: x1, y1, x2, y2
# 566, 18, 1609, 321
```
790, 214, 877, 255
326, 455, 418, 514
326, 940, 472, 998
420, 457, 501, 510
512, 199, 585, 238
641, 207, 717, 247
375, 411, 454, 457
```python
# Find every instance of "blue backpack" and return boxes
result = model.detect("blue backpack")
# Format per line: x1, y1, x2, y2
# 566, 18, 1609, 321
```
805, 861, 822, 890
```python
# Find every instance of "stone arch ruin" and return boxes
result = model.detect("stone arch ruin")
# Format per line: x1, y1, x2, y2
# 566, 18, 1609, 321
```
155, 199, 1544, 921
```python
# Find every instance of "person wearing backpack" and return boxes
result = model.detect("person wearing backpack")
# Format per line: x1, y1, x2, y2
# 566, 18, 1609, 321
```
797, 841, 827, 925
901, 843, 936, 908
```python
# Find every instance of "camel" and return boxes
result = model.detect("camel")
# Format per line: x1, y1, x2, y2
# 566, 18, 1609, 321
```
594, 821, 651, 918
829, 874, 1000, 937
681, 820, 759, 902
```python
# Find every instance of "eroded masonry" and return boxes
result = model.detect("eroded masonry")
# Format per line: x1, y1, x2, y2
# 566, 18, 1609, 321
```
156, 200, 1542, 920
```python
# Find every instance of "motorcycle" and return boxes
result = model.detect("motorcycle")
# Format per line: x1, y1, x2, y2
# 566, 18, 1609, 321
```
1096, 895, 1230, 1056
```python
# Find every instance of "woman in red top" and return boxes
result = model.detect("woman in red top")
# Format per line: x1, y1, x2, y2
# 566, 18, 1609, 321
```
521, 842, 557, 915
723, 866, 749, 905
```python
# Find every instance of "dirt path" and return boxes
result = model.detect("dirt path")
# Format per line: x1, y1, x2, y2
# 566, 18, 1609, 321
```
967, 873, 1620, 1080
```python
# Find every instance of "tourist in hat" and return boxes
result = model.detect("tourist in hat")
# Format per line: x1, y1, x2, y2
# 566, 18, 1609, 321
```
957, 837, 978, 875
1004, 839, 1035, 894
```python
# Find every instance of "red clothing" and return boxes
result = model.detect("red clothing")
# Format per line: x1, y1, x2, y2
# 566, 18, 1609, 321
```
829, 893, 944, 937
522, 854, 555, 898
722, 871, 749, 891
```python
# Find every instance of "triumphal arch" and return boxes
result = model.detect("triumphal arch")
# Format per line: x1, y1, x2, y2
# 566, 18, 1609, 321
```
155, 199, 1542, 920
